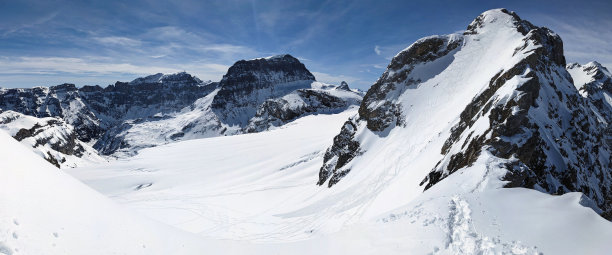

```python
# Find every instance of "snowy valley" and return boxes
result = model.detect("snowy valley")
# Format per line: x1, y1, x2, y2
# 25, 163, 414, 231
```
1, 8, 612, 255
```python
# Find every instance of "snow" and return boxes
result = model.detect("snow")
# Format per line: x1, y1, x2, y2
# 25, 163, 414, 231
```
0, 130, 235, 254
66, 109, 612, 254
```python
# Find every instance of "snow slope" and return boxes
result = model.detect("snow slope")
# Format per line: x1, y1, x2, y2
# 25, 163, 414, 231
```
0, 130, 241, 255
68, 108, 612, 254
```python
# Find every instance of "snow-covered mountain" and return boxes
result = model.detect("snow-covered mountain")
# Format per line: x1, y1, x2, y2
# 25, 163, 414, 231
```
3, 8, 612, 255
567, 62, 612, 146
0, 56, 363, 161
318, 8, 612, 220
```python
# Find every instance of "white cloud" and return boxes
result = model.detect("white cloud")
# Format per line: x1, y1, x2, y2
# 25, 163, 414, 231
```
0, 56, 235, 88
93, 36, 142, 47
0, 57, 179, 75
140, 26, 258, 57
374, 45, 382, 55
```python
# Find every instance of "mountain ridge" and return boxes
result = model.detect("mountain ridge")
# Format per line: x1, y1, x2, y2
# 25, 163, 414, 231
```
317, 8, 612, 219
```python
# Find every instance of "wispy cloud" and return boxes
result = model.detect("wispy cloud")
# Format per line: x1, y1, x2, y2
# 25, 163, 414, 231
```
0, 56, 234, 88
374, 45, 382, 55
1, 11, 59, 36
0, 57, 181, 75
93, 36, 142, 47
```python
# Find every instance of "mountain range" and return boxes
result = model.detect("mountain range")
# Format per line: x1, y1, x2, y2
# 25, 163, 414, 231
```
1, 8, 611, 255
0, 54, 363, 165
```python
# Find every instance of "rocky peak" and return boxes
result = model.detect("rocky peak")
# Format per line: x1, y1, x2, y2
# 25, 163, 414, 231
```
218, 54, 315, 89
129, 72, 204, 87
50, 83, 78, 92
212, 54, 316, 126
567, 62, 612, 95
465, 8, 535, 35
337, 81, 350, 90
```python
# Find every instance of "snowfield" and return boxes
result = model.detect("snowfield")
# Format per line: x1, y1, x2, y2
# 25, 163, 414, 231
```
65, 108, 612, 254
0, 130, 228, 254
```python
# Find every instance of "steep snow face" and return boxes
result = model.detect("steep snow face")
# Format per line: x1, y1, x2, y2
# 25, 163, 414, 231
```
212, 54, 316, 126
0, 130, 230, 254
318, 9, 612, 219
0, 111, 105, 168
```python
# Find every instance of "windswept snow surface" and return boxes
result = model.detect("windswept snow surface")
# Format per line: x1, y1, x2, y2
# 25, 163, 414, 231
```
0, 130, 244, 255
68, 108, 612, 254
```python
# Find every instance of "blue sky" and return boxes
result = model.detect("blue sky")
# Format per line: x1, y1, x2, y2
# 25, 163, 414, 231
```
0, 0, 611, 89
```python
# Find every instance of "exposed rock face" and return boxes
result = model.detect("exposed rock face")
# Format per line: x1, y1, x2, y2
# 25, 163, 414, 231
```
337, 81, 350, 91
359, 35, 463, 132
0, 111, 103, 168
0, 84, 102, 142
0, 72, 217, 158
318, 9, 612, 219
212, 54, 316, 126
567, 62, 612, 146
246, 87, 362, 133
317, 118, 360, 187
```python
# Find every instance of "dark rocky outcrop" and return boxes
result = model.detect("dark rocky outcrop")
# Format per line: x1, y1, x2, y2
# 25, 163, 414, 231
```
0, 111, 90, 168
318, 119, 361, 187
246, 88, 360, 133
212, 54, 316, 126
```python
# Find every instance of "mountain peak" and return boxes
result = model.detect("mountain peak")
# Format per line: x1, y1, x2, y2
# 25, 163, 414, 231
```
465, 8, 536, 36
219, 54, 315, 88
213, 54, 316, 126
338, 81, 350, 90
129, 72, 203, 86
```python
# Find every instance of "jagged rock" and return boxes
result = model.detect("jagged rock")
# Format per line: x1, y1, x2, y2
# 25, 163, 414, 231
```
246, 87, 362, 132
337, 81, 350, 91
0, 111, 103, 168
359, 34, 462, 132
317, 118, 361, 187
212, 54, 316, 126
